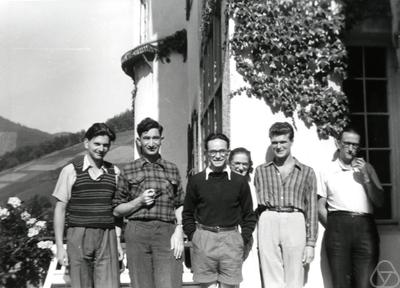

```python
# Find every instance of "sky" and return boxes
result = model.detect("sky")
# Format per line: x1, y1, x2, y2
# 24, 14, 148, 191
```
0, 0, 135, 134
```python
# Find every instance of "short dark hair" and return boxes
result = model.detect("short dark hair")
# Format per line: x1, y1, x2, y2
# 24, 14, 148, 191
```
84, 123, 116, 141
338, 126, 361, 141
229, 147, 254, 175
137, 117, 164, 137
269, 122, 294, 141
205, 133, 230, 150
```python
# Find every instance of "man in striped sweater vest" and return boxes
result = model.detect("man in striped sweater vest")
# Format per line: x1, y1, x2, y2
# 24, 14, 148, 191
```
53, 123, 122, 288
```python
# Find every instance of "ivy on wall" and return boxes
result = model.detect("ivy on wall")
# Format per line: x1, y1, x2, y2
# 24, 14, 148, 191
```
200, 0, 219, 41
228, 0, 349, 138
158, 29, 187, 63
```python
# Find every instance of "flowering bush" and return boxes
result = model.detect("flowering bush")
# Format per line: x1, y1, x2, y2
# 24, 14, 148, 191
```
0, 197, 53, 288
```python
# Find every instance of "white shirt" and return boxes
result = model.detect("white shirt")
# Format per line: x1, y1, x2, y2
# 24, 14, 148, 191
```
205, 165, 232, 180
318, 159, 380, 214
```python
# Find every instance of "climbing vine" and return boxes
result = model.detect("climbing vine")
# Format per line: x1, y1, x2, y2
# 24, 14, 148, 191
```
200, 0, 219, 41
229, 0, 350, 138
157, 29, 187, 63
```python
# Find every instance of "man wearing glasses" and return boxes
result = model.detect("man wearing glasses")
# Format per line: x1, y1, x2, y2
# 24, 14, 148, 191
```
254, 122, 318, 288
183, 133, 257, 288
318, 126, 384, 288
113, 117, 185, 288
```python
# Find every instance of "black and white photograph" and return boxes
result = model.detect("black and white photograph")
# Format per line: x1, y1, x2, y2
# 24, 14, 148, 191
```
1, 0, 399, 287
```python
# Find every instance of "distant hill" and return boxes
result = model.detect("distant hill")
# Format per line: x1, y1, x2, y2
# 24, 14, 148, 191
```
0, 116, 52, 155
0, 130, 135, 204
0, 109, 135, 172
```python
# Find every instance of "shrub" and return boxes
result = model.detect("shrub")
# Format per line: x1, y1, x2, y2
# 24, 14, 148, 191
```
0, 197, 53, 288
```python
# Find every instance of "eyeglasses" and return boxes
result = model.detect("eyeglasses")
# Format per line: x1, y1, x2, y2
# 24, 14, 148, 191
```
341, 141, 359, 149
207, 149, 230, 157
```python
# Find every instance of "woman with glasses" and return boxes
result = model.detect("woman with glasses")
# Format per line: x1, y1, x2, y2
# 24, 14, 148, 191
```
229, 147, 262, 288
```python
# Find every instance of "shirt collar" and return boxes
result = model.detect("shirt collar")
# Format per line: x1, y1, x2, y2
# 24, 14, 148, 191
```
138, 155, 166, 169
336, 158, 353, 171
82, 154, 109, 173
265, 157, 302, 170
205, 165, 231, 181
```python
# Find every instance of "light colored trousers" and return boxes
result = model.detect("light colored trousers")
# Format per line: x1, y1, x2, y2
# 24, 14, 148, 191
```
258, 211, 306, 288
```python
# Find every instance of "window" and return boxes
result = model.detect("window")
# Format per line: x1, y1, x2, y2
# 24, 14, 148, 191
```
140, 0, 149, 43
343, 46, 391, 219
201, 0, 222, 140
187, 110, 199, 177
186, 0, 193, 20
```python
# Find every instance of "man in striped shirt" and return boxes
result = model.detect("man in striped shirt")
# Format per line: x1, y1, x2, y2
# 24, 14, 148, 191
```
254, 122, 318, 288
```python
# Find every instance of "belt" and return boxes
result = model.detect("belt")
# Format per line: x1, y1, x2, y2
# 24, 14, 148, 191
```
328, 210, 373, 218
268, 207, 302, 213
256, 205, 302, 214
197, 223, 237, 233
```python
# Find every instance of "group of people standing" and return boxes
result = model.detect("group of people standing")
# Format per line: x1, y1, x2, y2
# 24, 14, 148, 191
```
53, 117, 384, 288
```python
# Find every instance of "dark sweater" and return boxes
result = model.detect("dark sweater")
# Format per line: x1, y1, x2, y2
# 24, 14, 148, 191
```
182, 170, 257, 244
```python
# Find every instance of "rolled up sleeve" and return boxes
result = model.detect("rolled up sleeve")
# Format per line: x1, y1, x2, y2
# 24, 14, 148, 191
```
52, 164, 75, 203
113, 170, 131, 208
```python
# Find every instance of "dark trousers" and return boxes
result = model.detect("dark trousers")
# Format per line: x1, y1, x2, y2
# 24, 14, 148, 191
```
125, 220, 183, 288
66, 227, 120, 288
326, 212, 379, 288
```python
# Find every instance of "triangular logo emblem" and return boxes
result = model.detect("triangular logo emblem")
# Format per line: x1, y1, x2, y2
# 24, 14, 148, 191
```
371, 260, 400, 288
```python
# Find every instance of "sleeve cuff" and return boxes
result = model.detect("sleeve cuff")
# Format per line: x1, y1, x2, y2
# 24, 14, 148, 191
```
306, 240, 316, 247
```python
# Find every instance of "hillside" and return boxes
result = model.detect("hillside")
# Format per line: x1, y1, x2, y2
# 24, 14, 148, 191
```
0, 116, 52, 155
0, 130, 135, 204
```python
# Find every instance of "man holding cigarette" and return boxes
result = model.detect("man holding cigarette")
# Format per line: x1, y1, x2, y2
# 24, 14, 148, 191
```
113, 117, 185, 288
318, 126, 384, 288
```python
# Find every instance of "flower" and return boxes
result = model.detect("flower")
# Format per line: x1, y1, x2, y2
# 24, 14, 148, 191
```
34, 220, 46, 231
37, 240, 54, 250
0, 207, 10, 220
28, 227, 40, 238
9, 262, 22, 273
20, 211, 31, 221
7, 197, 22, 208
26, 218, 37, 225
1, 196, 53, 287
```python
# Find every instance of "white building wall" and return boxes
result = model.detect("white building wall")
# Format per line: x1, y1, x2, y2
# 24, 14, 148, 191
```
134, 61, 158, 125
132, 0, 141, 46
132, 0, 188, 183
149, 0, 186, 40
157, 55, 189, 182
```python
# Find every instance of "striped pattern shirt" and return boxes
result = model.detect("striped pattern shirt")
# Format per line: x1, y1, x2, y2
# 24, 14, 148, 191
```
67, 157, 116, 229
254, 158, 318, 246
113, 156, 184, 223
